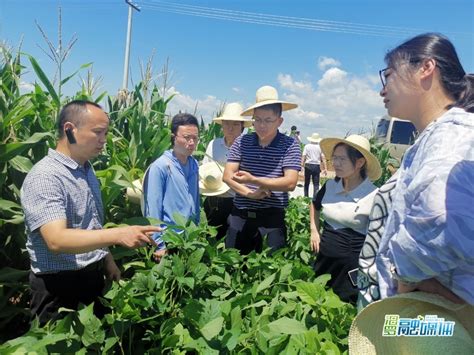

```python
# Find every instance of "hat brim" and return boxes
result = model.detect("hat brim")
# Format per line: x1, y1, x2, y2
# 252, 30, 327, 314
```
199, 181, 231, 196
213, 117, 253, 128
241, 100, 298, 116
307, 137, 322, 143
320, 137, 382, 181
349, 292, 474, 355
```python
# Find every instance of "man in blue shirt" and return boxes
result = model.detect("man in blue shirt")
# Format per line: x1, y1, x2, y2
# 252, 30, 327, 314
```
223, 86, 301, 254
21, 100, 161, 324
143, 113, 200, 261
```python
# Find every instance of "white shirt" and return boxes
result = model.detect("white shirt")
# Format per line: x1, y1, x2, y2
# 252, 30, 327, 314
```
203, 137, 235, 198
321, 178, 378, 235
303, 143, 324, 165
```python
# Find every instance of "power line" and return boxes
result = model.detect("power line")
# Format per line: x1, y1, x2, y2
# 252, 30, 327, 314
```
139, 0, 473, 39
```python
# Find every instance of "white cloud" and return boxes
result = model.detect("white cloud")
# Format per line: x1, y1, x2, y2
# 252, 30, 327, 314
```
19, 81, 34, 93
166, 86, 223, 122
232, 87, 240, 93
277, 65, 385, 141
163, 62, 386, 143
317, 56, 341, 71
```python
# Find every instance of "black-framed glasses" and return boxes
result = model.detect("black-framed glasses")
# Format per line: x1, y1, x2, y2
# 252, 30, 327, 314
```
379, 68, 388, 89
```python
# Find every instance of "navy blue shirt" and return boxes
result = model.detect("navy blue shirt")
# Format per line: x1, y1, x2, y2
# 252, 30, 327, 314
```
227, 131, 301, 209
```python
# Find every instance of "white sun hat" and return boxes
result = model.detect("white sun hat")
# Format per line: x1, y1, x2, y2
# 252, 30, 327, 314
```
320, 134, 382, 181
349, 292, 474, 355
241, 85, 298, 116
199, 162, 230, 196
213, 102, 253, 128
307, 132, 322, 143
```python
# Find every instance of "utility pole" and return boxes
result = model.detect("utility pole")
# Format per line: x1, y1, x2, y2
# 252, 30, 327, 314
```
122, 0, 141, 91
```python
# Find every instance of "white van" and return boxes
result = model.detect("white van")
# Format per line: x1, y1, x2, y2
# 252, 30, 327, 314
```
375, 116, 417, 162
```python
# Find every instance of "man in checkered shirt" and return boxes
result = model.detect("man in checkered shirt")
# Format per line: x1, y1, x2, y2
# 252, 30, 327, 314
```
21, 100, 161, 324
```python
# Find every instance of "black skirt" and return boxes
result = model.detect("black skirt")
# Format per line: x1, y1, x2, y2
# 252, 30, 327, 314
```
313, 222, 366, 304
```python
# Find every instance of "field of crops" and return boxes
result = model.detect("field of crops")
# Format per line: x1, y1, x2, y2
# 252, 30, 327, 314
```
0, 42, 396, 353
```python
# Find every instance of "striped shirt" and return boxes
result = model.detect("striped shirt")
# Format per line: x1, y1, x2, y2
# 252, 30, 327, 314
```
227, 131, 301, 209
21, 149, 108, 274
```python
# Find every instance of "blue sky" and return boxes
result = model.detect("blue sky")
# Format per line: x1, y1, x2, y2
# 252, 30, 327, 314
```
2, 0, 473, 140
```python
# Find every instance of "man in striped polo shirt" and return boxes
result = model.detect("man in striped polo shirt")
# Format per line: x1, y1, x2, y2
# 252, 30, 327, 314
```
223, 86, 302, 254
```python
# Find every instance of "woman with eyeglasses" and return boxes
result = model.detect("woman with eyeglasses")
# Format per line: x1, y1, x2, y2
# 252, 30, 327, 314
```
309, 135, 381, 305
376, 33, 474, 305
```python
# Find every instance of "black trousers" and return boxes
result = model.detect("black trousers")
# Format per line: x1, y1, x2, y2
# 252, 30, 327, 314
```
226, 207, 286, 255
29, 260, 106, 325
304, 163, 321, 198
203, 196, 234, 239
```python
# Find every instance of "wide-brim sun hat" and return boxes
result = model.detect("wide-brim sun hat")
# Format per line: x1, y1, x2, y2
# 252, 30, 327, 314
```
320, 134, 382, 181
241, 85, 298, 116
199, 162, 230, 196
307, 132, 322, 143
349, 292, 474, 355
213, 102, 253, 128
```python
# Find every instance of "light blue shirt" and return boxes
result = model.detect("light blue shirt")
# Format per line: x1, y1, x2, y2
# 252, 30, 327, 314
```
377, 108, 474, 304
143, 150, 200, 249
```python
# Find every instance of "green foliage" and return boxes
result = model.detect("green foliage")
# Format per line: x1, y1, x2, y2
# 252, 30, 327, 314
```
1, 209, 356, 353
0, 45, 358, 352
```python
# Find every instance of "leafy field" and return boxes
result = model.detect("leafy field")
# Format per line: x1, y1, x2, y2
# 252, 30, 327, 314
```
1, 41, 395, 353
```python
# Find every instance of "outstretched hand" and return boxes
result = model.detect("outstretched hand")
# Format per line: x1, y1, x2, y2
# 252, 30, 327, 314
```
116, 225, 161, 249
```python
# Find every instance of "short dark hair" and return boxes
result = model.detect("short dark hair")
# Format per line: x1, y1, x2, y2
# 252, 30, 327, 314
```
333, 142, 367, 180
57, 100, 103, 138
255, 103, 282, 118
170, 113, 199, 146
385, 33, 474, 113
291, 125, 297, 131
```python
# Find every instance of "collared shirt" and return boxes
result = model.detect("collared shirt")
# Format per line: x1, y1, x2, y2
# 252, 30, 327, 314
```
21, 149, 108, 274
377, 107, 474, 305
316, 178, 377, 235
303, 143, 324, 165
227, 131, 301, 209
143, 150, 200, 248
203, 137, 235, 198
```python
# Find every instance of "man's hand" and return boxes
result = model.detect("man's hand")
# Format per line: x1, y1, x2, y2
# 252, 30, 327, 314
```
103, 253, 121, 281
115, 225, 161, 248
397, 278, 466, 304
153, 248, 168, 263
232, 170, 257, 185
247, 187, 271, 200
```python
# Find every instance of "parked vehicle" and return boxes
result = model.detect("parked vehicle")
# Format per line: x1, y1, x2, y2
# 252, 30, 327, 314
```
375, 116, 417, 162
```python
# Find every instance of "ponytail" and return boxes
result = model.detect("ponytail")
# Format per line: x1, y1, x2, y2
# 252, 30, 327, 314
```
453, 74, 474, 113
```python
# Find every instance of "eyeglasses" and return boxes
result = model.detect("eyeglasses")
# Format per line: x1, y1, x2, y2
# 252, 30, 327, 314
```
379, 59, 422, 89
331, 156, 350, 165
253, 118, 278, 125
176, 134, 200, 143
379, 68, 389, 89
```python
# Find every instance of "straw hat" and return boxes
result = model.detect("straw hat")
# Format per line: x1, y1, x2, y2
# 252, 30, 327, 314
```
307, 132, 322, 143
320, 134, 382, 181
213, 102, 253, 128
241, 85, 297, 116
199, 162, 230, 196
349, 292, 474, 355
